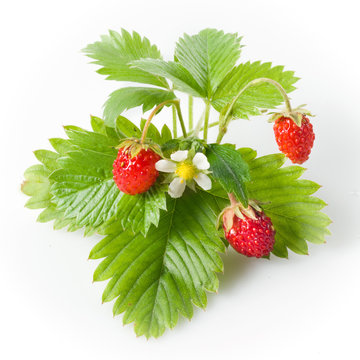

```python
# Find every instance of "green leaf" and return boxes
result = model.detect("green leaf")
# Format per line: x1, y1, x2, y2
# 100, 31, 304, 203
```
115, 116, 142, 138
48, 138, 75, 155
64, 126, 120, 153
130, 59, 206, 97
50, 170, 123, 228
212, 61, 299, 119
175, 29, 242, 98
89, 190, 227, 338
100, 184, 167, 236
91, 115, 107, 135
22, 165, 53, 209
140, 118, 173, 146
49, 127, 121, 228
103, 87, 176, 127
23, 118, 127, 232
209, 149, 331, 257
240, 149, 331, 257
83, 29, 168, 88
33, 150, 60, 172
206, 144, 250, 206
22, 163, 82, 232
160, 124, 172, 144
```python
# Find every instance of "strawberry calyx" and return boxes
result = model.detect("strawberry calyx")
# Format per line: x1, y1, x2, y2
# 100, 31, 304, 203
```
268, 104, 314, 127
116, 138, 162, 158
216, 195, 263, 231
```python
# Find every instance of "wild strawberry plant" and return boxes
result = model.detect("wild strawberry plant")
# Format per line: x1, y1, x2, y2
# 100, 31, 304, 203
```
22, 28, 331, 338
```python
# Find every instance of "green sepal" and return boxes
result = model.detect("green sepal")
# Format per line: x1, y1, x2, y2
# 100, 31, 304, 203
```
161, 137, 206, 158
116, 138, 162, 158
268, 105, 314, 127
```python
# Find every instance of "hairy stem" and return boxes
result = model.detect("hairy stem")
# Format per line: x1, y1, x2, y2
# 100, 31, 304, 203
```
188, 121, 219, 136
174, 102, 187, 138
228, 193, 238, 207
193, 110, 205, 137
141, 99, 186, 144
216, 77, 292, 144
203, 100, 211, 142
172, 105, 177, 138
188, 95, 193, 131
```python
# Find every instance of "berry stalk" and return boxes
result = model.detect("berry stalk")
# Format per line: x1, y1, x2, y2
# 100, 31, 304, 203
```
140, 99, 187, 144
228, 193, 238, 207
216, 77, 293, 144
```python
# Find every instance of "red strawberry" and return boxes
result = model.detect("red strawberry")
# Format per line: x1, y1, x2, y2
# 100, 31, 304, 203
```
223, 210, 275, 258
273, 115, 315, 164
113, 146, 161, 195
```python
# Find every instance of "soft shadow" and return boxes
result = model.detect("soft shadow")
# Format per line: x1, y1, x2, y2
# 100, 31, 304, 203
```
165, 249, 255, 337
218, 248, 254, 292
316, 189, 359, 249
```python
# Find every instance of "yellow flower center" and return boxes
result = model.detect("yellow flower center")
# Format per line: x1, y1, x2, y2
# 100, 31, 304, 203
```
175, 161, 197, 180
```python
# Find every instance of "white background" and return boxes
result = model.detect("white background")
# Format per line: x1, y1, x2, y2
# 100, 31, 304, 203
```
1, 0, 360, 359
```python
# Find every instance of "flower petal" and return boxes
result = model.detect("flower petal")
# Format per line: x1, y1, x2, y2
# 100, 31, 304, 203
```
192, 152, 210, 170
155, 159, 176, 173
194, 173, 212, 190
168, 177, 186, 198
170, 150, 188, 162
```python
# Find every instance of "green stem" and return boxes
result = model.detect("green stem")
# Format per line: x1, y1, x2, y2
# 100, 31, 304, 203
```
174, 102, 187, 138
188, 121, 219, 136
141, 99, 186, 143
172, 105, 177, 138
216, 127, 227, 144
203, 101, 211, 142
216, 77, 292, 144
193, 110, 205, 137
188, 95, 193, 131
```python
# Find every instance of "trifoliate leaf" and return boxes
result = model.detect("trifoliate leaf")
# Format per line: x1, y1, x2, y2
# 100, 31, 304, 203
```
83, 29, 168, 88
103, 87, 176, 127
212, 61, 299, 119
89, 190, 227, 338
206, 144, 250, 206
130, 59, 206, 97
175, 29, 242, 98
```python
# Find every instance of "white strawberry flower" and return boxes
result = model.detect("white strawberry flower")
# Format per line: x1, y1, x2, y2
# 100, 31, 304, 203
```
155, 150, 211, 198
